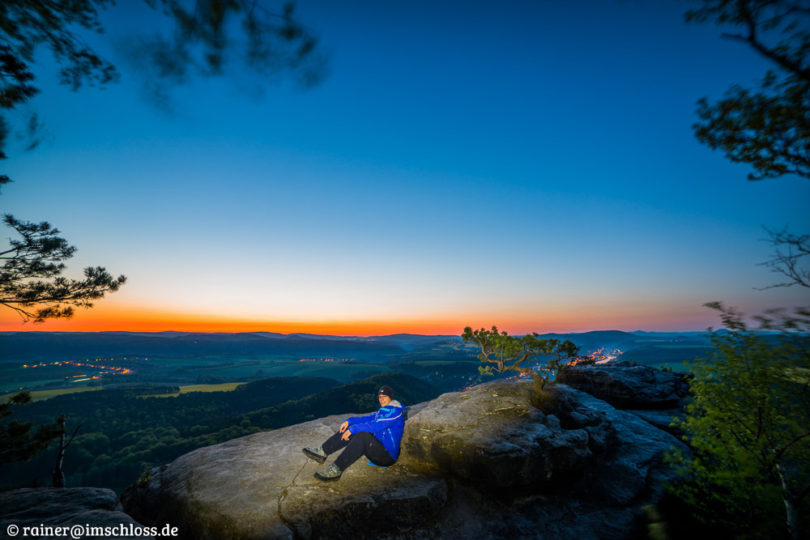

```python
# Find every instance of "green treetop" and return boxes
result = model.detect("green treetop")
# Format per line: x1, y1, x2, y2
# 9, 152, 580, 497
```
669, 303, 810, 539
461, 326, 580, 410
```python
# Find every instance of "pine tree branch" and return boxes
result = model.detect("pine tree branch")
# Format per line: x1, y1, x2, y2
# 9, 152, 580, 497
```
722, 4, 810, 83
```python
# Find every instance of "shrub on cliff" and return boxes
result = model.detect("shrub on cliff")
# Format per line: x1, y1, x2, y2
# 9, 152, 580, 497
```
461, 326, 579, 410
668, 304, 810, 539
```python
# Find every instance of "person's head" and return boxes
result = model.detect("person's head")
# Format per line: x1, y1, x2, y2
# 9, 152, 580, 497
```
378, 385, 394, 406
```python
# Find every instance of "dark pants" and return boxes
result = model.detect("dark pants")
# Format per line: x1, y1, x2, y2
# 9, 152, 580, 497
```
322, 430, 395, 471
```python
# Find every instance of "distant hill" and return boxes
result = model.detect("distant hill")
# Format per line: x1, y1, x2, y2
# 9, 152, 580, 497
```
0, 329, 714, 365
0, 331, 463, 363
538, 330, 711, 350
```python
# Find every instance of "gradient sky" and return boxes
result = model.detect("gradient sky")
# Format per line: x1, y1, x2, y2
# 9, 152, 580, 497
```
2, 0, 809, 335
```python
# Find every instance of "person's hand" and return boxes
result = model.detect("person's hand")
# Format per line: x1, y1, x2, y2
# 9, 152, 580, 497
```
341, 428, 352, 441
339, 421, 349, 433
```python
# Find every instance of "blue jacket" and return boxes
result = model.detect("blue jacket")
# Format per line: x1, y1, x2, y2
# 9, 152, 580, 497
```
346, 400, 405, 461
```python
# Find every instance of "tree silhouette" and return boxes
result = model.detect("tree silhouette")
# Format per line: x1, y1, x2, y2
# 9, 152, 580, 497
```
687, 0, 809, 181
687, 1, 809, 289
0, 215, 126, 322
759, 226, 810, 289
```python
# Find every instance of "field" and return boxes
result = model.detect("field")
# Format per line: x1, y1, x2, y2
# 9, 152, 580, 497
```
0, 386, 104, 402
144, 382, 246, 398
0, 382, 250, 402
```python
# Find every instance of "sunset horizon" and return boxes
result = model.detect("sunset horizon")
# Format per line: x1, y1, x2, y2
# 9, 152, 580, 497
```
0, 301, 743, 336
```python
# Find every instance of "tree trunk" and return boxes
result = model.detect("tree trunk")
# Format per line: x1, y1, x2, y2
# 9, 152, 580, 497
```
530, 373, 556, 413
52, 416, 66, 488
776, 461, 800, 540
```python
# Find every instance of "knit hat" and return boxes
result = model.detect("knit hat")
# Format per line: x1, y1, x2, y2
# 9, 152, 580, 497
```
378, 385, 394, 399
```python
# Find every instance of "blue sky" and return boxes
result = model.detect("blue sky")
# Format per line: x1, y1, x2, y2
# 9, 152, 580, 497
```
2, 0, 808, 334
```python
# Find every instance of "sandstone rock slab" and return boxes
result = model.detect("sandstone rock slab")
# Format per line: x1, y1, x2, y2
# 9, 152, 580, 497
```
557, 361, 690, 409
401, 381, 592, 488
122, 413, 447, 540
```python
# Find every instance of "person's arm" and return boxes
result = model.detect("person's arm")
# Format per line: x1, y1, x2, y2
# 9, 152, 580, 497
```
349, 406, 403, 437
346, 412, 375, 427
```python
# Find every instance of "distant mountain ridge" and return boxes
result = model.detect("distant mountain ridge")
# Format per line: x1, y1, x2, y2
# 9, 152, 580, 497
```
0, 331, 436, 363
0, 329, 706, 339
0, 329, 713, 364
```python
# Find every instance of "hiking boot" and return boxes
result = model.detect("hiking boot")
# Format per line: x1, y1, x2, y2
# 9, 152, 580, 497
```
314, 463, 342, 481
302, 446, 327, 464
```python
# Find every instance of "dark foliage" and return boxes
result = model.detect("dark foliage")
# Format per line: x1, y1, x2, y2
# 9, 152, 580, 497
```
0, 391, 60, 464
0, 214, 126, 322
668, 304, 810, 539
687, 0, 810, 181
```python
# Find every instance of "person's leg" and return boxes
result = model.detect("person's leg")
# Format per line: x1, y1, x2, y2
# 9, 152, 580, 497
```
321, 431, 349, 455
334, 431, 394, 470
304, 430, 347, 463
364, 434, 395, 467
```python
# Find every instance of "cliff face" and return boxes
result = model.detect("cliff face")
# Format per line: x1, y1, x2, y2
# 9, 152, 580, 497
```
121, 363, 689, 540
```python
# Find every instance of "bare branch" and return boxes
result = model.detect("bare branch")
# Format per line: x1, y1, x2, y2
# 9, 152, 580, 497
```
758, 226, 810, 289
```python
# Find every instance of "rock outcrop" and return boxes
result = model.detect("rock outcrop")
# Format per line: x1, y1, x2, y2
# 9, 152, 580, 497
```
0, 487, 154, 540
400, 382, 592, 489
557, 361, 690, 410
557, 361, 691, 437
122, 374, 689, 539
122, 414, 447, 540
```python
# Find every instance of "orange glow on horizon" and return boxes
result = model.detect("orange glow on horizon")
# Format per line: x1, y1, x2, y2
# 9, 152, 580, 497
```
1, 317, 470, 336
0, 303, 473, 335
0, 313, 497, 336
0, 301, 710, 335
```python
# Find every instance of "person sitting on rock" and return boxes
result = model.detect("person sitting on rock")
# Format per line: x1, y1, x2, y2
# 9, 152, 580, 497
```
303, 385, 405, 481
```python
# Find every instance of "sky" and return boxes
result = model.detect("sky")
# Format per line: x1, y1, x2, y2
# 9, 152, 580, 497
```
2, 0, 809, 335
